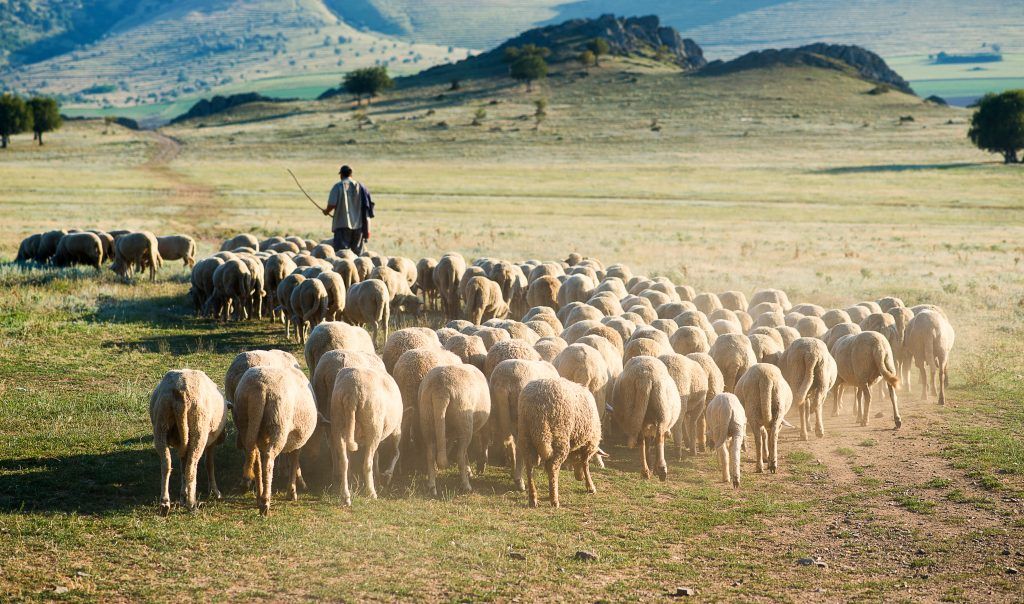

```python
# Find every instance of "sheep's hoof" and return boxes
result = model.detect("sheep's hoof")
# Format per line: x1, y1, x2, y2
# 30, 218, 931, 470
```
515, 480, 525, 492
894, 419, 903, 430
289, 490, 298, 502
656, 466, 668, 481
755, 466, 764, 474
587, 486, 597, 494
768, 466, 778, 475
158, 502, 171, 516
550, 501, 560, 509
731, 479, 740, 489
258, 501, 270, 516
343, 497, 352, 507
528, 498, 538, 508
211, 489, 222, 500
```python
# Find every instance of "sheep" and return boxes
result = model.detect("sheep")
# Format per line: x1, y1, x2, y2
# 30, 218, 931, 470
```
735, 363, 792, 474
237, 254, 266, 319
190, 256, 223, 316
35, 229, 68, 262
527, 275, 561, 310
796, 315, 827, 339
15, 233, 41, 263
577, 333, 623, 385
465, 276, 510, 326
748, 289, 791, 313
528, 262, 564, 283
601, 316, 637, 342
623, 336, 668, 363
845, 305, 870, 324
564, 303, 604, 327
433, 253, 467, 320
877, 296, 905, 312
856, 300, 882, 314
748, 333, 784, 365
289, 277, 329, 343
777, 338, 838, 440
275, 274, 306, 336
51, 232, 104, 269
234, 366, 317, 515
660, 353, 710, 458
523, 306, 562, 332
824, 322, 862, 351
518, 378, 602, 508
304, 321, 377, 377
831, 332, 902, 428
911, 303, 947, 318
259, 236, 285, 251
667, 325, 708, 356
791, 303, 825, 317
345, 279, 392, 344
709, 333, 757, 393
416, 257, 439, 309
353, 256, 375, 280
776, 326, 800, 348
888, 306, 916, 387
221, 233, 259, 252
382, 328, 440, 374
704, 393, 746, 488
418, 364, 491, 495
534, 336, 568, 363
444, 333, 488, 371
674, 310, 716, 344
489, 359, 560, 490
475, 326, 511, 350
712, 319, 742, 336
693, 292, 723, 315
611, 356, 681, 480
905, 309, 955, 405
822, 309, 851, 328
553, 344, 609, 422
111, 231, 162, 281
330, 367, 403, 505
265, 254, 298, 321
210, 259, 252, 321
149, 369, 227, 515
488, 319, 539, 344
556, 274, 595, 308
485, 340, 541, 379
589, 293, 625, 317
860, 312, 900, 359
311, 350, 385, 417
156, 235, 196, 268
332, 257, 360, 288
718, 291, 748, 313
316, 271, 347, 322
311, 243, 336, 260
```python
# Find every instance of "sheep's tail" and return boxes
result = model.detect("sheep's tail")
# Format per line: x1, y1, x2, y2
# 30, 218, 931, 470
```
343, 392, 359, 452
619, 378, 651, 448
877, 341, 899, 387
433, 390, 450, 469
792, 357, 814, 409
187, 239, 196, 267
242, 387, 266, 453
465, 285, 480, 324
171, 388, 190, 450
380, 296, 390, 333
758, 373, 775, 425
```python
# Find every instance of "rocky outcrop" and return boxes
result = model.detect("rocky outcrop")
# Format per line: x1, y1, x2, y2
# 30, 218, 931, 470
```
700, 43, 914, 95
170, 92, 288, 124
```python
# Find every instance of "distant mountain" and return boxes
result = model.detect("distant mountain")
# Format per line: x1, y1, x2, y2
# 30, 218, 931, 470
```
701, 44, 914, 95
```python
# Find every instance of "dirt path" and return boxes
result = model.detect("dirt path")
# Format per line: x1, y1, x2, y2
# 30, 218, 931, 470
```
138, 130, 220, 234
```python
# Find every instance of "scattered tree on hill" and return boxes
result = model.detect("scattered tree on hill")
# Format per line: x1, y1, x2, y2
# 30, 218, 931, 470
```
534, 98, 547, 131
27, 97, 62, 145
343, 66, 394, 105
0, 93, 32, 149
578, 50, 595, 71
471, 107, 486, 126
503, 45, 550, 91
968, 90, 1024, 164
586, 37, 609, 66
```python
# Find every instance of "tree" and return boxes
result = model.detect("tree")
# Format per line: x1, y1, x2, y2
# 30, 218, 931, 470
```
968, 90, 1024, 164
343, 66, 394, 105
534, 98, 547, 131
510, 54, 547, 91
27, 97, 62, 145
471, 107, 486, 126
578, 50, 595, 71
586, 37, 609, 66
0, 93, 32, 149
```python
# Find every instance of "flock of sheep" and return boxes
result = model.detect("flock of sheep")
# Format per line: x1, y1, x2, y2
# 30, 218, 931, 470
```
15, 228, 195, 280
151, 234, 956, 514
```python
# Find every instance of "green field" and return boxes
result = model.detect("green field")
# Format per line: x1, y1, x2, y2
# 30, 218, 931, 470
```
2, 61, 1023, 601
890, 53, 1024, 104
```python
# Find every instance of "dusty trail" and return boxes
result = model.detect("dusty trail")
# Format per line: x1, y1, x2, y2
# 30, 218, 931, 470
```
138, 130, 220, 235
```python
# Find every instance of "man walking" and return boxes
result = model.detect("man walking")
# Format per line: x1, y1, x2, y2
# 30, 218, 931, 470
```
323, 165, 374, 255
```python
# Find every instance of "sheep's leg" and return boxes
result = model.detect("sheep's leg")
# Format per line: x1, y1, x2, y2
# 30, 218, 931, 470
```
383, 433, 401, 486
799, 403, 809, 441
242, 447, 259, 494
717, 443, 730, 485
582, 454, 596, 494
426, 441, 438, 497
639, 436, 651, 480
937, 359, 947, 407
917, 361, 928, 403
729, 435, 742, 488
363, 439, 380, 500
508, 436, 524, 491
338, 440, 352, 507
205, 446, 221, 500
286, 451, 300, 502
474, 429, 488, 477
929, 361, 938, 397
860, 386, 873, 427
888, 383, 902, 429
156, 437, 173, 516
258, 449, 275, 516
182, 433, 206, 510
525, 457, 538, 508
546, 460, 561, 508
767, 424, 779, 474
753, 426, 764, 473
687, 411, 699, 457
458, 438, 473, 493
814, 394, 825, 438
671, 418, 686, 461
654, 430, 668, 481
831, 384, 842, 416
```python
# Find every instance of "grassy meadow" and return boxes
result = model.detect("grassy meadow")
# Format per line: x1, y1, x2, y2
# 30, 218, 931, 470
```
1, 61, 1023, 601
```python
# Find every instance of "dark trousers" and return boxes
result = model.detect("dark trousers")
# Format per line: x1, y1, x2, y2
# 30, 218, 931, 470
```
333, 228, 364, 255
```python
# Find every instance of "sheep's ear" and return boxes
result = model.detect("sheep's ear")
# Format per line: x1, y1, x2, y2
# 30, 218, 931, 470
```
317, 411, 331, 425
596, 447, 610, 458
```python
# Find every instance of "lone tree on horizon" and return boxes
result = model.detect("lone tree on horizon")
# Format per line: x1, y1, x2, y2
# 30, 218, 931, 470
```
969, 90, 1024, 164
0, 93, 32, 149
586, 37, 609, 66
504, 44, 549, 91
27, 97, 62, 145
343, 66, 394, 105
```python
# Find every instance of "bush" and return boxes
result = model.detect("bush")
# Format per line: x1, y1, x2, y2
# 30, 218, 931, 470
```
968, 90, 1024, 164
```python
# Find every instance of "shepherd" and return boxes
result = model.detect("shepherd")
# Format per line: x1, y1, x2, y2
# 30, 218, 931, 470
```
322, 165, 374, 255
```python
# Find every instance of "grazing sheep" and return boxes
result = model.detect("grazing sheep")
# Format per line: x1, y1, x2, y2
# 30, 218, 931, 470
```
831, 332, 902, 428
791, 303, 825, 317
190, 256, 224, 316
465, 276, 510, 326
748, 333, 784, 365
877, 296, 905, 312
418, 364, 491, 495
52, 232, 104, 269
693, 292, 723, 315
265, 254, 298, 321
330, 367, 403, 505
718, 291, 748, 313
709, 333, 757, 393
311, 243, 336, 260
824, 322, 862, 352
15, 233, 41, 263
888, 306, 916, 387
844, 305, 870, 324
353, 256, 375, 280
776, 326, 801, 348
156, 235, 196, 268
705, 393, 746, 488
534, 336, 568, 363
382, 328, 440, 374
600, 316, 636, 343
289, 277, 329, 344
623, 336, 668, 363
735, 363, 793, 474
304, 321, 377, 376
857, 300, 883, 314
275, 274, 306, 336
576, 333, 623, 386
822, 309, 851, 328
564, 303, 605, 327
674, 310, 716, 344
527, 275, 561, 311
905, 309, 955, 405
259, 236, 285, 251
416, 257, 439, 308
210, 259, 252, 321
444, 333, 488, 371
485, 339, 541, 379
111, 231, 162, 281
712, 319, 742, 336
221, 233, 259, 252
312, 350, 385, 417
345, 279, 392, 344
669, 326, 710, 355
489, 359, 560, 490
611, 356, 681, 480
796, 315, 827, 339
557, 274, 595, 308
35, 229, 68, 262
150, 369, 227, 514
314, 271, 346, 322
237, 254, 266, 319
777, 338, 838, 440
434, 253, 467, 320
749, 289, 791, 313
553, 344, 609, 420
518, 378, 602, 508
660, 353, 710, 458
233, 366, 317, 515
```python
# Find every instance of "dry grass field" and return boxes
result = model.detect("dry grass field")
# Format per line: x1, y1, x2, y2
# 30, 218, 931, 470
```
1, 62, 1023, 601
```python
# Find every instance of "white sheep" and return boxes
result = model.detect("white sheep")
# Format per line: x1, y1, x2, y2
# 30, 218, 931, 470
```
735, 363, 792, 474
611, 356, 681, 480
705, 393, 746, 488
489, 359, 560, 490
905, 309, 955, 405
418, 364, 491, 494
777, 338, 838, 440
